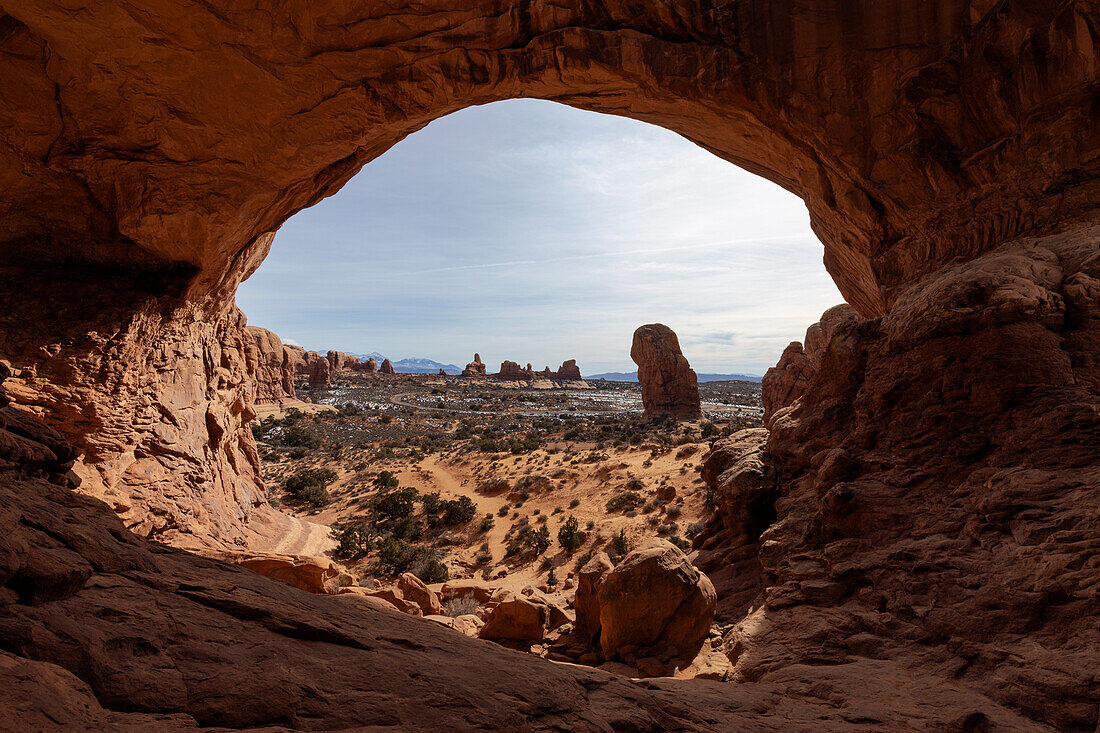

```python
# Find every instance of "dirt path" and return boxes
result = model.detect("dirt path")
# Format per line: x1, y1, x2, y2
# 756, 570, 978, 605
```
270, 514, 334, 557
418, 455, 511, 563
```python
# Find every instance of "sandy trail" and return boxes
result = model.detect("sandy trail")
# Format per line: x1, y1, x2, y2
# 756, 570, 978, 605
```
418, 455, 511, 563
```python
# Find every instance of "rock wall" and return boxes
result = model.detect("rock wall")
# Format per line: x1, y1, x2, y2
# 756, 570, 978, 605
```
245, 326, 297, 403
697, 228, 1100, 730
0, 2, 1097, 728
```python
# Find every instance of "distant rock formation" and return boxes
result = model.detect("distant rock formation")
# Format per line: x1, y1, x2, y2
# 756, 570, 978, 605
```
438, 368, 446, 376
631, 324, 701, 419
494, 358, 583, 381
556, 359, 582, 380
379, 358, 396, 375
498, 360, 528, 380
462, 353, 487, 378
364, 357, 377, 373
245, 326, 297, 403
304, 352, 330, 387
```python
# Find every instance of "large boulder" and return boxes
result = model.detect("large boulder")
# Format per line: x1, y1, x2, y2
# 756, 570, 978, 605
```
574, 552, 615, 646
396, 572, 444, 616
479, 592, 552, 642
630, 324, 701, 420
210, 552, 340, 595
597, 540, 716, 661
440, 579, 494, 605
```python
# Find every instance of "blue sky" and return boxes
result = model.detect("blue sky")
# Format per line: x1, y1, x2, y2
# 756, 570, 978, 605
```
237, 100, 842, 374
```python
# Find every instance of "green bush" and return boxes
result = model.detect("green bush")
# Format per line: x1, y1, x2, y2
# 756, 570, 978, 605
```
669, 535, 690, 551
371, 487, 419, 524
558, 515, 582, 552
547, 567, 558, 588
330, 522, 374, 560
374, 470, 399, 489
611, 529, 630, 561
281, 424, 319, 449
574, 548, 596, 572
284, 468, 337, 509
412, 555, 449, 584
479, 514, 495, 533
606, 491, 645, 512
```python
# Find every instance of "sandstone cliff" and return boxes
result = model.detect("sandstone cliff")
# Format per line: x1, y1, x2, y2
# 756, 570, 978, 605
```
245, 326, 297, 403
0, 1, 1097, 729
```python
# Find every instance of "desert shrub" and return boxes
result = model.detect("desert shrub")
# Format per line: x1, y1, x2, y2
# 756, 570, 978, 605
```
477, 437, 501, 452
611, 529, 630, 561
701, 422, 719, 439
497, 504, 509, 517
574, 548, 596, 572
685, 521, 705, 538
282, 424, 319, 448
420, 491, 442, 514
371, 487, 419, 524
330, 522, 374, 560
430, 495, 477, 527
288, 447, 309, 460
669, 535, 690, 551
372, 536, 424, 576
547, 567, 558, 588
569, 498, 581, 508
444, 597, 480, 617
338, 402, 362, 416
284, 468, 337, 509
606, 490, 645, 512
558, 515, 583, 552
665, 505, 682, 519
380, 414, 393, 424
374, 470, 400, 489
479, 514, 495, 532
412, 555, 449, 583
515, 474, 551, 493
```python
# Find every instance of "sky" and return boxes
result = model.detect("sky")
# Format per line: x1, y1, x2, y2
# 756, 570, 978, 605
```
237, 99, 843, 375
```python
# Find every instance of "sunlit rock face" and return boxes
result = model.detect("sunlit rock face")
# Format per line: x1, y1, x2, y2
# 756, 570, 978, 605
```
631, 324, 702, 420
0, 2, 1097, 729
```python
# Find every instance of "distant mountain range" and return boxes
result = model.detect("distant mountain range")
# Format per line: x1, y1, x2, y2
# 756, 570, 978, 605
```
588, 370, 762, 383
342, 353, 462, 375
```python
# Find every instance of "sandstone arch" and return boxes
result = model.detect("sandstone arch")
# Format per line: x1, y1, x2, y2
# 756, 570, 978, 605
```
0, 2, 1097, 730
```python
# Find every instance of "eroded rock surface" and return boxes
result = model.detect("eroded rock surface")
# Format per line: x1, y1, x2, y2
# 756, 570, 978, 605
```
245, 326, 297, 403
597, 540, 716, 661
699, 230, 1100, 730
0, 2, 1097, 729
631, 324, 702, 419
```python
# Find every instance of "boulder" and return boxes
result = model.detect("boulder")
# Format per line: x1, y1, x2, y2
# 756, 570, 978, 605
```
440, 579, 494, 605
396, 572, 444, 616
630, 325, 701, 419
210, 552, 340, 595
596, 540, 716, 661
574, 552, 614, 645
479, 592, 551, 642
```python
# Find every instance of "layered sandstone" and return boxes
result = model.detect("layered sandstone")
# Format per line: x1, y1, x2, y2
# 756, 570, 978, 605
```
462, 354, 487, 378
0, 2, 1097, 729
631, 324, 702, 420
245, 326, 297, 403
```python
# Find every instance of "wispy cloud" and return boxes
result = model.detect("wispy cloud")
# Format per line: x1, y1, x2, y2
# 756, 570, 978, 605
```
237, 100, 842, 374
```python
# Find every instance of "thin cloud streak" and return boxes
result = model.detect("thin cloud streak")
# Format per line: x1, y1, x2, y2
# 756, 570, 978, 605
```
237, 99, 843, 374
